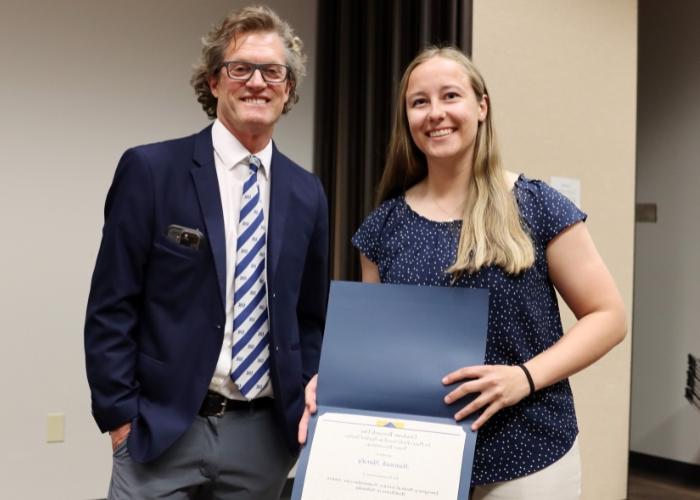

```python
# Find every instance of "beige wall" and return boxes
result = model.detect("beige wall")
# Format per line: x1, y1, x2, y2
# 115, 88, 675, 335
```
0, 1, 316, 498
473, 1, 637, 499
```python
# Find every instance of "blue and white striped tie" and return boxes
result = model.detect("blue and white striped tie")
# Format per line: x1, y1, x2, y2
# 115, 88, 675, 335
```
231, 155, 270, 399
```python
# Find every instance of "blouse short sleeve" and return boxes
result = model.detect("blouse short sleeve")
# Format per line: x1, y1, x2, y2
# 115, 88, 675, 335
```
351, 198, 401, 264
515, 177, 588, 246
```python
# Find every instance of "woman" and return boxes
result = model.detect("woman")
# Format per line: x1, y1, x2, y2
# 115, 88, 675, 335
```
302, 47, 626, 499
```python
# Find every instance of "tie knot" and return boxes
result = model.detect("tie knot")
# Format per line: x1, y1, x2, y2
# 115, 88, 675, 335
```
248, 155, 261, 174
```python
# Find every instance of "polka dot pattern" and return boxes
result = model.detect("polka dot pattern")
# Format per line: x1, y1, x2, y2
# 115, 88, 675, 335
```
351, 175, 587, 485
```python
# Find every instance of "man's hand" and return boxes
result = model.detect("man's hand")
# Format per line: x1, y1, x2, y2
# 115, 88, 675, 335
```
109, 422, 132, 452
298, 374, 318, 444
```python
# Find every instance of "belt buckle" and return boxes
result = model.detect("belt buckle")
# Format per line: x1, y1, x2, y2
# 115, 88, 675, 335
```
215, 397, 227, 417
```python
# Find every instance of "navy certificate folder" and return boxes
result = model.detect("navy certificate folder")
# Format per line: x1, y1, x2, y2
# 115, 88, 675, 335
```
292, 281, 490, 499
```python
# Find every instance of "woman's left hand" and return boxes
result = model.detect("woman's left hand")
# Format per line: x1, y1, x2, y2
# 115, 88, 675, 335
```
442, 364, 531, 430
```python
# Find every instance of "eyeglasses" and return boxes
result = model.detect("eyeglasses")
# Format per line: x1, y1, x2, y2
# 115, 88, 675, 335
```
220, 61, 291, 83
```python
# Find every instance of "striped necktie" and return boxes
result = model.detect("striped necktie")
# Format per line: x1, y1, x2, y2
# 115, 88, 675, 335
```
230, 155, 270, 399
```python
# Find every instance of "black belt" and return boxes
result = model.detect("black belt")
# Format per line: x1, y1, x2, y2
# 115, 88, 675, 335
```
199, 391, 274, 417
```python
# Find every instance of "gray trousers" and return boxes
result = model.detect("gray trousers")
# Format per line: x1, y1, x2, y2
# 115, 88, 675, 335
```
108, 408, 296, 500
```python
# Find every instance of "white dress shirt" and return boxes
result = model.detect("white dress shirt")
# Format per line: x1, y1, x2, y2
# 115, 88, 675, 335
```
208, 119, 274, 400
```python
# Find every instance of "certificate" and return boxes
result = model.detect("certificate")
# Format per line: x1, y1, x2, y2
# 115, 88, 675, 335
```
300, 412, 466, 500
292, 282, 489, 500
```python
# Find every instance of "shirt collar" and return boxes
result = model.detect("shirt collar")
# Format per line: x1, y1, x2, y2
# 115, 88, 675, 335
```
212, 119, 272, 179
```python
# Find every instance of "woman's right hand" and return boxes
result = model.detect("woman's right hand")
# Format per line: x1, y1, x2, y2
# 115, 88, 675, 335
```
298, 374, 318, 444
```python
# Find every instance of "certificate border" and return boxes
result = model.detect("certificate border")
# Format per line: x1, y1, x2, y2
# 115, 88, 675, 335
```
292, 282, 489, 500
292, 405, 476, 500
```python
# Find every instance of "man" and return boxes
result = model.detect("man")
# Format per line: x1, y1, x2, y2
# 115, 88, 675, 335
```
84, 6, 328, 499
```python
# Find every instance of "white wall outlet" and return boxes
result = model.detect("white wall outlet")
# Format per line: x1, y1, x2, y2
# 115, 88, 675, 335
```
47, 413, 65, 443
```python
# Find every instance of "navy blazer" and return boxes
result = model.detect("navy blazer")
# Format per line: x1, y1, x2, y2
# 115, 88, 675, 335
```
85, 125, 329, 463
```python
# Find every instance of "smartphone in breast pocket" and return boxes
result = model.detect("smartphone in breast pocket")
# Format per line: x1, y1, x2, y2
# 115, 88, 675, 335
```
166, 224, 204, 250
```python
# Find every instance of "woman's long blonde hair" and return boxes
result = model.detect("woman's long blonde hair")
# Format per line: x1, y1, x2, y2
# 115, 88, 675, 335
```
377, 47, 534, 275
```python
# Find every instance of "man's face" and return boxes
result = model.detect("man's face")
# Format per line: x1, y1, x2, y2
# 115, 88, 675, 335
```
209, 31, 291, 142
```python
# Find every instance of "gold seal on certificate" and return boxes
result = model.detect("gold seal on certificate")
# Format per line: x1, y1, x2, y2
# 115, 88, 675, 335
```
301, 412, 466, 499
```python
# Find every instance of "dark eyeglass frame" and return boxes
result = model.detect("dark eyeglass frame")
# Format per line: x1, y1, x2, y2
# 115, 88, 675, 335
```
219, 60, 291, 83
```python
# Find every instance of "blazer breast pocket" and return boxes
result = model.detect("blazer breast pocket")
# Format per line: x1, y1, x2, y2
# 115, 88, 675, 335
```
147, 231, 209, 300
153, 237, 197, 260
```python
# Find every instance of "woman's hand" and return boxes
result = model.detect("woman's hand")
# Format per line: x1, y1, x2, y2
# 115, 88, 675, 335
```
298, 374, 318, 444
442, 364, 531, 430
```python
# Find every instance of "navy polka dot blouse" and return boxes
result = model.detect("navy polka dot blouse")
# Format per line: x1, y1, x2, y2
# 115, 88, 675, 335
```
351, 175, 587, 485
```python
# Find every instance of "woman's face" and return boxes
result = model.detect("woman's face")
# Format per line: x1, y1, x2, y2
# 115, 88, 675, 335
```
405, 56, 487, 166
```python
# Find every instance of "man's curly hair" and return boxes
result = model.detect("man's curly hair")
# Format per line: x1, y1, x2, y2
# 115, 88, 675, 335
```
191, 5, 307, 118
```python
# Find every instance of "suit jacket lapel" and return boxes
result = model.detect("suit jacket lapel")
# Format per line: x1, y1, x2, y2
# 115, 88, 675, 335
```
191, 125, 227, 308
268, 143, 291, 286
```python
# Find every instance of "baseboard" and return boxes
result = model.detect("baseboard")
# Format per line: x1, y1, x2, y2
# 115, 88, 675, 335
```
629, 451, 700, 487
